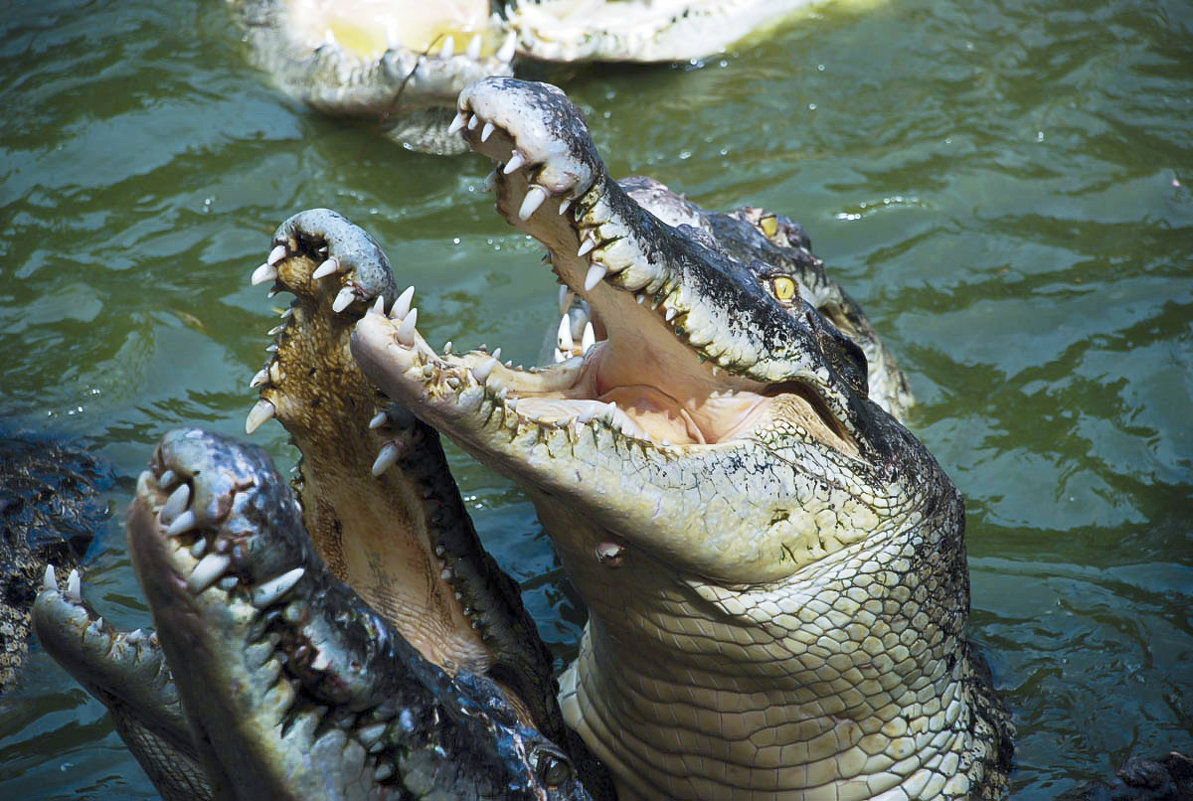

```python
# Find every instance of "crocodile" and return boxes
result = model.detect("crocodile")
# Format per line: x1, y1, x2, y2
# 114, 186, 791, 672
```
121, 426, 591, 800
227, 0, 853, 153
33, 213, 609, 799
348, 77, 1014, 799
0, 431, 111, 694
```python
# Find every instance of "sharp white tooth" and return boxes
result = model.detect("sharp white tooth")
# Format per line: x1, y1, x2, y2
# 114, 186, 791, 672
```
369, 296, 386, 316
250, 368, 269, 388
442, 340, 453, 355
665, 306, 677, 322
160, 483, 191, 524
267, 244, 287, 265
252, 567, 306, 608
267, 324, 285, 336
637, 294, 646, 304
67, 569, 81, 602
159, 470, 178, 488
496, 32, 516, 62
137, 470, 154, 497
190, 538, 207, 558
279, 306, 294, 319
127, 629, 145, 645
311, 257, 340, 280
390, 285, 415, 320
581, 321, 596, 353
245, 399, 276, 434
372, 442, 401, 476
481, 121, 495, 142
507, 396, 518, 412
584, 263, 607, 292
439, 35, 454, 59
491, 347, 502, 361
557, 314, 575, 350
396, 308, 418, 346
166, 509, 197, 537
577, 237, 595, 257
42, 564, 56, 592
187, 553, 231, 594
265, 343, 279, 353
518, 186, 547, 220
558, 286, 575, 315
447, 110, 468, 135
369, 411, 388, 429
471, 356, 497, 384
358, 722, 387, 748
332, 287, 356, 313
466, 33, 482, 60
250, 262, 278, 286
467, 114, 479, 130
559, 198, 571, 215
503, 152, 525, 174
553, 347, 565, 363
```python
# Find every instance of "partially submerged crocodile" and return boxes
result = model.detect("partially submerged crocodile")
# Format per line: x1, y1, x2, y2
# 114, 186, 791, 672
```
349, 77, 1014, 799
228, 0, 858, 152
33, 78, 1009, 799
34, 214, 608, 799
1, 431, 111, 694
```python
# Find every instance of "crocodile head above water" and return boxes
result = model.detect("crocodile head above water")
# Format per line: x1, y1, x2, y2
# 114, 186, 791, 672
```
352, 78, 1013, 800
126, 427, 591, 800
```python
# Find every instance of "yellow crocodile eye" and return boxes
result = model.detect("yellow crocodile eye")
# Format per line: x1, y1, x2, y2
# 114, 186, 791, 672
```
759, 214, 779, 239
772, 275, 797, 302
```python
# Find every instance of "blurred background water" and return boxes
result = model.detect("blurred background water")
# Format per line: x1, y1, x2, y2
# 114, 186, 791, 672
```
1, 0, 1189, 797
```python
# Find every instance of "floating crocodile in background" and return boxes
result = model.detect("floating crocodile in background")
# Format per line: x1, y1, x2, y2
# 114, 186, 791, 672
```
0, 431, 111, 694
351, 77, 1015, 799
227, 0, 864, 152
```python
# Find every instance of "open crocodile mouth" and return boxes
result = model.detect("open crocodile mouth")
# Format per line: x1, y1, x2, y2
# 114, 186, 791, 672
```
352, 78, 860, 464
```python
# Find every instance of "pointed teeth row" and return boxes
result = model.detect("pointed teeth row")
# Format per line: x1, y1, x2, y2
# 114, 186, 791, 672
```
246, 399, 276, 434
251, 567, 305, 608
67, 568, 82, 602
42, 564, 57, 593
368, 411, 388, 429
267, 244, 287, 266
553, 315, 600, 363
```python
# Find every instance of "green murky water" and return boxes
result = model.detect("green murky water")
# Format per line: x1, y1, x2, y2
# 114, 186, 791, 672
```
2, 0, 1190, 797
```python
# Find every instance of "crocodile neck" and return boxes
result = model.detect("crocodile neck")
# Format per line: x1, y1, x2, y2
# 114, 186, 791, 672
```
538, 488, 1002, 801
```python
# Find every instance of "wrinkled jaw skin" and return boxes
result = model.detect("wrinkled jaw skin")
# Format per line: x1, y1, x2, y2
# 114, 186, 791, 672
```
352, 78, 1012, 800
127, 427, 590, 801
